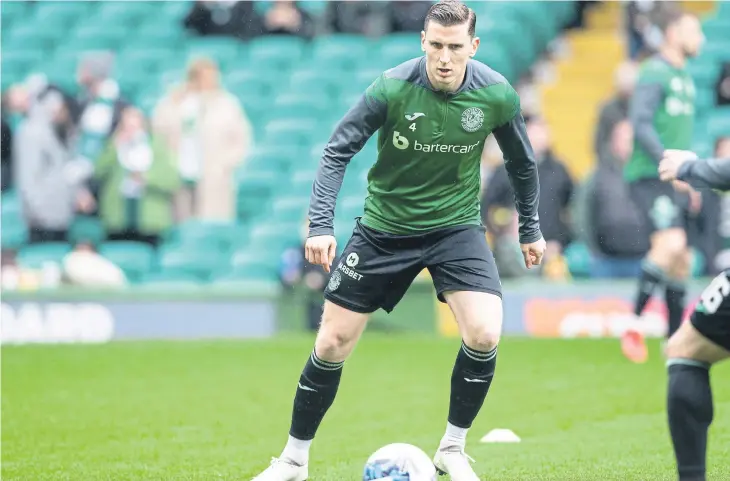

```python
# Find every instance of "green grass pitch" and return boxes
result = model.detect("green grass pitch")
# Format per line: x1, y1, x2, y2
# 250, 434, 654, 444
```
2, 335, 729, 480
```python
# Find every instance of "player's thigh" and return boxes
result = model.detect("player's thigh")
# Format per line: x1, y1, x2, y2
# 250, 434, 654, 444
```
672, 270, 730, 363
666, 322, 730, 365
323, 219, 422, 315
442, 290, 503, 349
424, 225, 502, 347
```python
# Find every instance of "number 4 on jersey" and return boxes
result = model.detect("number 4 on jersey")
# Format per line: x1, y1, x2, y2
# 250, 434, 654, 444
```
699, 272, 730, 314
409, 122, 416, 132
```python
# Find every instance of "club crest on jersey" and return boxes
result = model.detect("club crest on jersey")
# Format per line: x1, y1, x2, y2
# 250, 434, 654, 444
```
327, 271, 342, 292
461, 107, 484, 133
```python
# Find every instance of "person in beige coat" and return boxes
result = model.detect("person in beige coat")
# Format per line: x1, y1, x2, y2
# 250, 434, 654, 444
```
152, 57, 253, 222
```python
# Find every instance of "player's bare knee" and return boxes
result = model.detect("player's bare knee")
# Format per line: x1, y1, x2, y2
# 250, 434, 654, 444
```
462, 324, 501, 352
314, 301, 368, 362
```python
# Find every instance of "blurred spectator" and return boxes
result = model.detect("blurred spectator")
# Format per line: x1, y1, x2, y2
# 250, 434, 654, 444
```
63, 240, 128, 289
1, 117, 11, 192
13, 89, 86, 244
95, 107, 180, 247
624, 1, 674, 60
263, 1, 314, 38
483, 115, 574, 252
152, 57, 253, 222
574, 120, 648, 278
279, 220, 326, 331
716, 61, 730, 106
594, 61, 638, 166
325, 1, 391, 36
183, 0, 261, 40
72, 52, 126, 165
389, 1, 432, 33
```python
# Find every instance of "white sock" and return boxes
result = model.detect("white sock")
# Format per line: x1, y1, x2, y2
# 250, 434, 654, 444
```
440, 422, 469, 449
280, 435, 312, 466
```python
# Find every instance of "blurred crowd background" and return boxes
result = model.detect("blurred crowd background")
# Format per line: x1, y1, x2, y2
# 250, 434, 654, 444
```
1, 0, 729, 294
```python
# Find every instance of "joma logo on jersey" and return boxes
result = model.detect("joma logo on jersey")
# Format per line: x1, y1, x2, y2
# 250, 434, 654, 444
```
392, 131, 480, 153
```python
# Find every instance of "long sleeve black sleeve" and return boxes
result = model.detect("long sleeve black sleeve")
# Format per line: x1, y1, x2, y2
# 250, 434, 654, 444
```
492, 113, 542, 244
677, 157, 730, 191
307, 93, 386, 237
629, 82, 665, 162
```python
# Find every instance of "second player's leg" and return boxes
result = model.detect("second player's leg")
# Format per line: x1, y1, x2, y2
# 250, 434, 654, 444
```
665, 274, 730, 481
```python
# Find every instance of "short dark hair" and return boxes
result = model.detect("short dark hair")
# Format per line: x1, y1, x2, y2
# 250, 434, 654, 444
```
424, 0, 476, 37
653, 5, 693, 33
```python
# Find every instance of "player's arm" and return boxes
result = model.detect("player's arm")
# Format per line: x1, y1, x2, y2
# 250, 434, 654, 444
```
677, 157, 730, 191
490, 85, 542, 246
307, 76, 387, 238
629, 81, 665, 163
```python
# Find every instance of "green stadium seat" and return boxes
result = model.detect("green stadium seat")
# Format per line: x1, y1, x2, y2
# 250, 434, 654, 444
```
288, 69, 344, 98
311, 35, 373, 70
4, 24, 65, 51
563, 242, 592, 278
161, 0, 195, 21
0, 0, 30, 27
247, 36, 306, 70
33, 1, 96, 28
94, 1, 156, 24
165, 219, 248, 252
99, 241, 156, 282
68, 216, 106, 246
131, 23, 188, 46
707, 110, 730, 138
271, 195, 309, 224
157, 245, 230, 280
376, 33, 423, 66
185, 37, 245, 70
688, 61, 720, 89
1, 50, 47, 79
262, 118, 321, 147
17, 243, 72, 270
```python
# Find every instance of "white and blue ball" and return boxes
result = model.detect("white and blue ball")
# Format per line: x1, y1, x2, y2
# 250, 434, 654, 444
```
363, 443, 437, 481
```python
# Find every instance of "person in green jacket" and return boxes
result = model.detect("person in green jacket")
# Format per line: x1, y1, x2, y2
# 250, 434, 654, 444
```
95, 106, 180, 246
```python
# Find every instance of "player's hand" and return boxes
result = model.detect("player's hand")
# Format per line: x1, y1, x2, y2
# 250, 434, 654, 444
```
305, 235, 337, 273
520, 236, 547, 269
659, 149, 697, 182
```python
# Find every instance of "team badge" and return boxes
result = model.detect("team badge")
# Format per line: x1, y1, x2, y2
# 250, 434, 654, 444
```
461, 107, 484, 133
327, 271, 342, 292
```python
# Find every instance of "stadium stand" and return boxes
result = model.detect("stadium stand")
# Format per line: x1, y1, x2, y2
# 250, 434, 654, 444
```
1, 1, 728, 287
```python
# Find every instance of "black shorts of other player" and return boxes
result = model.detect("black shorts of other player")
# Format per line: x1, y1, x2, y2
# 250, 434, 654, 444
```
629, 178, 691, 235
690, 269, 730, 351
323, 219, 502, 314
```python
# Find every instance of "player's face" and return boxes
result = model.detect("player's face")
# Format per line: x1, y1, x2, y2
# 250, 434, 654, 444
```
676, 15, 704, 58
421, 21, 479, 92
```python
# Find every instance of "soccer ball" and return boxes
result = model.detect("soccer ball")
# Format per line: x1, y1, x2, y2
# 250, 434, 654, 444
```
363, 443, 437, 481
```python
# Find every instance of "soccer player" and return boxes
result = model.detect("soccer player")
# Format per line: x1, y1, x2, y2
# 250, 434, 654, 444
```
252, 1, 546, 480
623, 7, 705, 347
657, 149, 730, 481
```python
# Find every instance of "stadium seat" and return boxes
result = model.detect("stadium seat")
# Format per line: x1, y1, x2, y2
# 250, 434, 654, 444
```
311, 35, 373, 70
165, 219, 248, 252
17, 243, 72, 270
247, 36, 306, 71
99, 241, 156, 282
157, 245, 230, 280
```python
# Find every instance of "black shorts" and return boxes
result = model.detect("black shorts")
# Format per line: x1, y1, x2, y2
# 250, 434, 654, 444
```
629, 178, 689, 234
690, 270, 730, 352
323, 219, 502, 314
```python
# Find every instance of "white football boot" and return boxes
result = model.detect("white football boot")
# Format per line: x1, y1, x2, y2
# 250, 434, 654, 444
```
433, 446, 480, 481
251, 458, 308, 481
